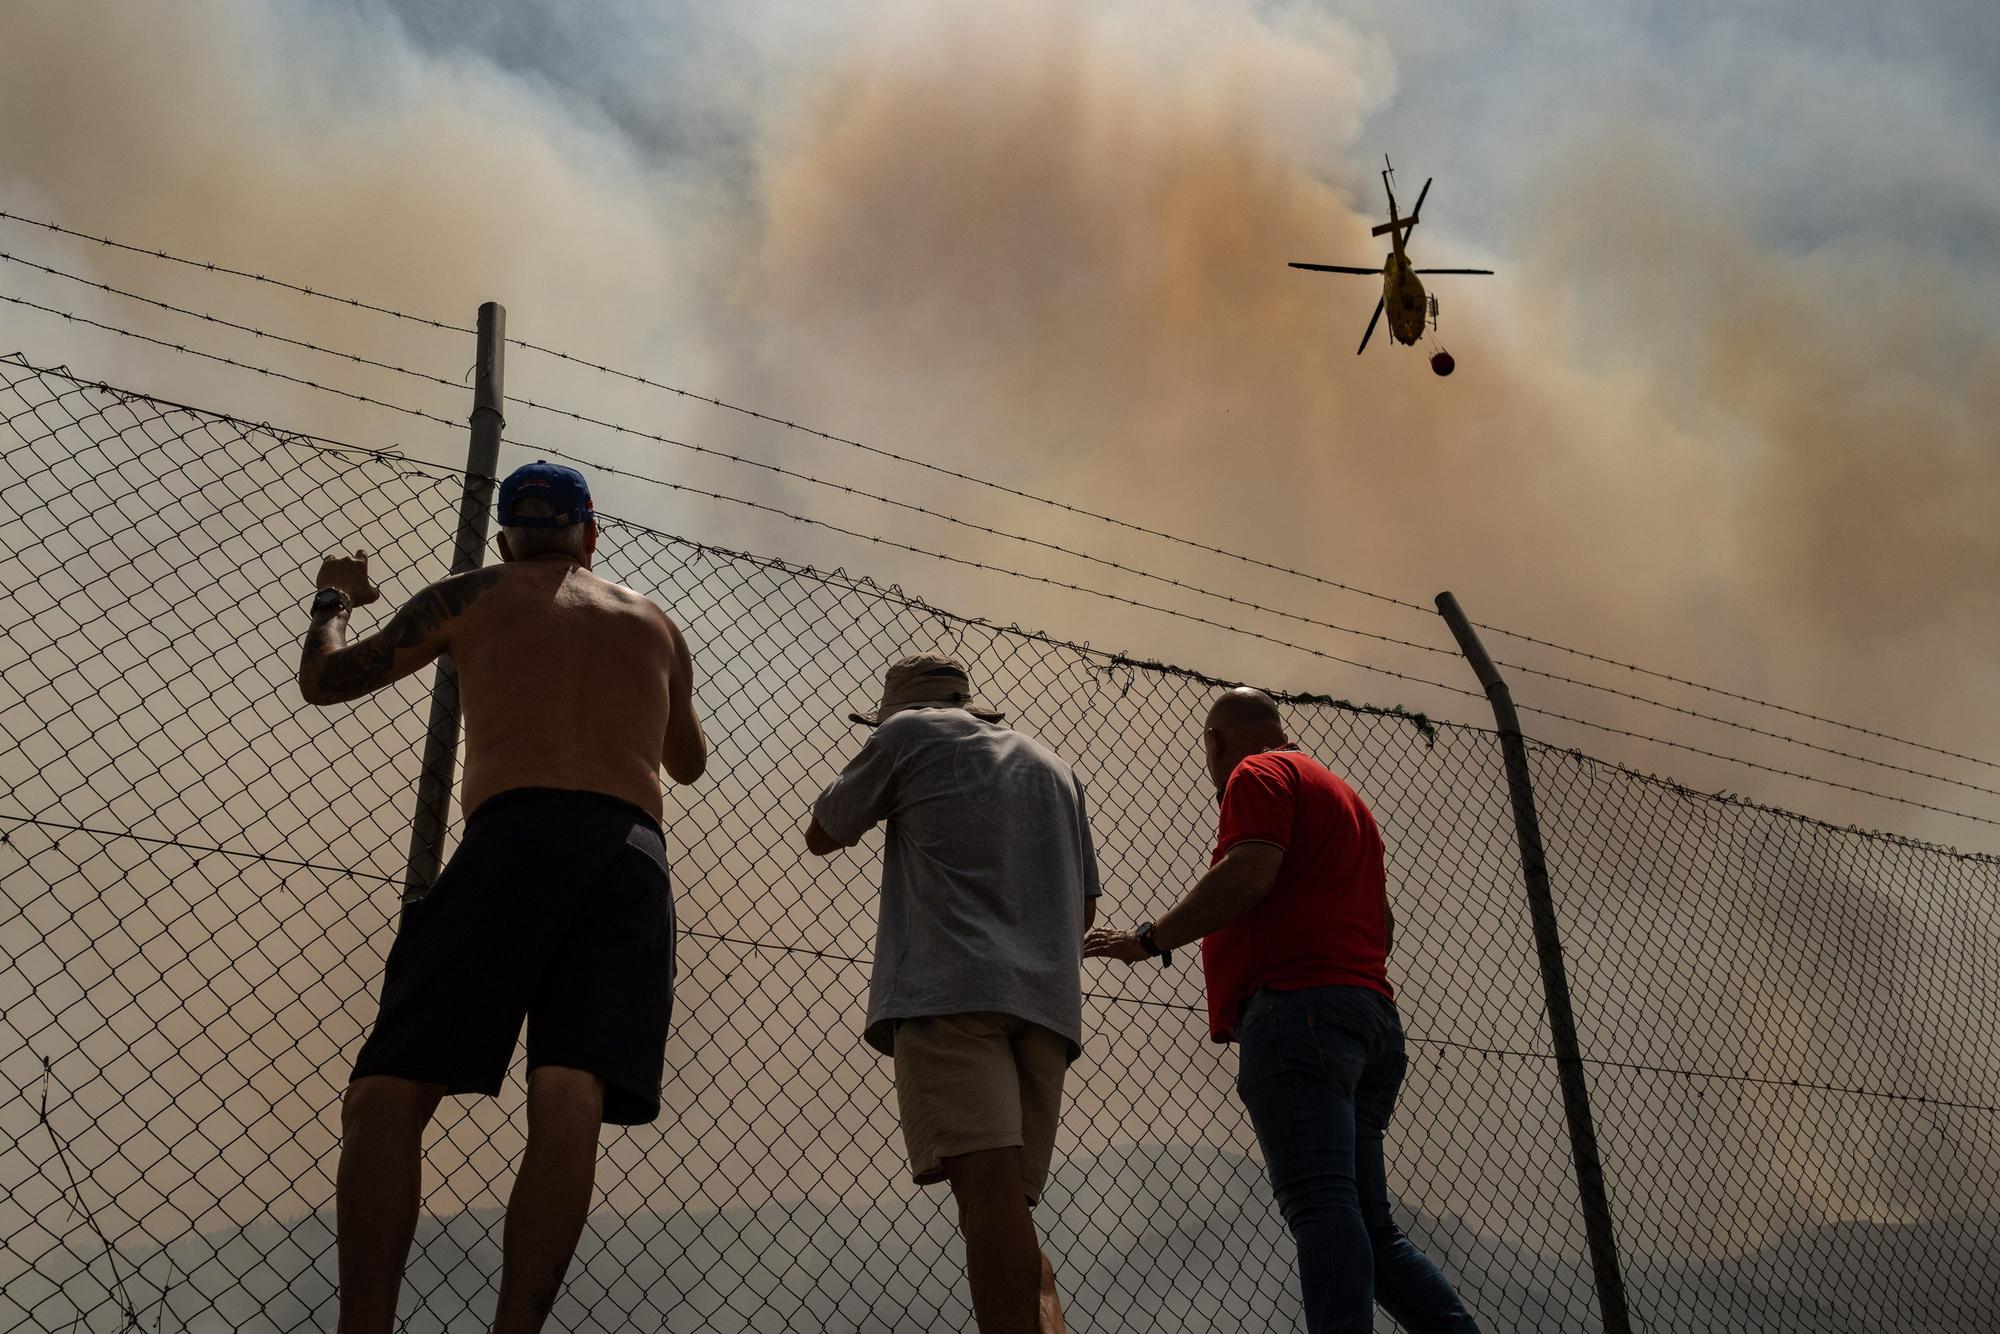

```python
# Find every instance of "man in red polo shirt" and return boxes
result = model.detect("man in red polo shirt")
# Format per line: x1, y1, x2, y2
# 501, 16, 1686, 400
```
1086, 687, 1481, 1334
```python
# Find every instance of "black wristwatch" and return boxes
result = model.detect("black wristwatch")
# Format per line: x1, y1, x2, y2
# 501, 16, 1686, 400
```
1135, 921, 1172, 967
309, 587, 352, 618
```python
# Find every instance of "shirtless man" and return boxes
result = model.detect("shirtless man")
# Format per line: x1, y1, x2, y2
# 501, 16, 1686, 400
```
297, 460, 706, 1334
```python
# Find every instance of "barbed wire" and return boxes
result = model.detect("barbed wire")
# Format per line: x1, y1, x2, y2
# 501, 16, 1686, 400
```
6, 274, 1998, 817
1487, 657, 2000, 801
0, 290, 465, 433
0, 251, 1471, 660
0, 249, 468, 399
0, 209, 471, 335
0, 301, 1484, 701
5, 207, 1993, 778
0, 349, 1429, 750
4, 331, 1991, 832
1501, 701, 2000, 829
1523, 737, 2000, 867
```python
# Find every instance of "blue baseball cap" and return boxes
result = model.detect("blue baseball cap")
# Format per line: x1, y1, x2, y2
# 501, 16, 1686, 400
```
497, 460, 593, 528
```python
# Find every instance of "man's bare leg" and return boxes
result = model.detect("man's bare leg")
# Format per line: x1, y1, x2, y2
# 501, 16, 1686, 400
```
336, 1075, 446, 1334
1039, 1249, 1068, 1334
491, 1066, 605, 1334
958, 1229, 1064, 1333
945, 1147, 1041, 1334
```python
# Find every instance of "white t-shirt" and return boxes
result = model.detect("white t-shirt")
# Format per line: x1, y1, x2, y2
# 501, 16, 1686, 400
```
812, 707, 1101, 1056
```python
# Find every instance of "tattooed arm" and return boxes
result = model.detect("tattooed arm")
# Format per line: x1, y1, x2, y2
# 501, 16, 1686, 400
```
298, 553, 503, 706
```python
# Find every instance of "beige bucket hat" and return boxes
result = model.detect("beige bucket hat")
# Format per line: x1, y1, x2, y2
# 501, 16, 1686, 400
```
849, 653, 1006, 727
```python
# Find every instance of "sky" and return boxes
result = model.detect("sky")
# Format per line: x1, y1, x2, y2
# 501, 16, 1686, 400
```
1, 0, 1997, 850
2, 5, 1998, 1329
3, 0, 1996, 852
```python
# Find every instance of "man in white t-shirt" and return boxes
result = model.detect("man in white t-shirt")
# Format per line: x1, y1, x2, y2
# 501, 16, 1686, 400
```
805, 654, 1100, 1334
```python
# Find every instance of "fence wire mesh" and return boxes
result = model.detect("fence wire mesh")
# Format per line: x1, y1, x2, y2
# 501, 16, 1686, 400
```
0, 353, 1994, 1333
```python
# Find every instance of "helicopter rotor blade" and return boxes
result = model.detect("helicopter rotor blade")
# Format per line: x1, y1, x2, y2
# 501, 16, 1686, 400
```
1407, 177, 1432, 225
1370, 176, 1434, 237
1289, 262, 1381, 275
1356, 297, 1385, 355
1411, 268, 1495, 275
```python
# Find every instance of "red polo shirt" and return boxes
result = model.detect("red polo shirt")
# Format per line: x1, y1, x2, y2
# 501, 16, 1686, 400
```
1200, 747, 1394, 1042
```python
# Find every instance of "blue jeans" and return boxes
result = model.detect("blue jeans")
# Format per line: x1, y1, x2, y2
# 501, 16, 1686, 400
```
1236, 985, 1482, 1334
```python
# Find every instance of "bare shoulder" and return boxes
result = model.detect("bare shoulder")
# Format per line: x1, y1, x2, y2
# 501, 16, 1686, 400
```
586, 572, 686, 645
581, 569, 647, 604
596, 574, 666, 619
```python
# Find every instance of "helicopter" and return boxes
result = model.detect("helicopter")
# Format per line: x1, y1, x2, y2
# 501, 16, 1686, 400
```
1289, 157, 1493, 375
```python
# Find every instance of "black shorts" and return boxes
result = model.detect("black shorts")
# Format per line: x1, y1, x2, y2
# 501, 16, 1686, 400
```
350, 787, 675, 1125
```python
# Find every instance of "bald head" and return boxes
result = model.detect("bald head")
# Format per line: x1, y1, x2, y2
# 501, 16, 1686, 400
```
1206, 687, 1283, 735
1202, 687, 1288, 795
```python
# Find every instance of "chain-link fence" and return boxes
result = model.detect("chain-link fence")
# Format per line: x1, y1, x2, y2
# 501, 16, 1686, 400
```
0, 353, 1994, 1333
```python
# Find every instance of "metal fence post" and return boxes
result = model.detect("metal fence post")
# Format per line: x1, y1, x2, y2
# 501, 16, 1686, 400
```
401, 301, 506, 900
1436, 590, 1633, 1334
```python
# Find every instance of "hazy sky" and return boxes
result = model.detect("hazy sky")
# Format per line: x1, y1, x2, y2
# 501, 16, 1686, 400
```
4, 9, 1997, 1329
2, 0, 1996, 853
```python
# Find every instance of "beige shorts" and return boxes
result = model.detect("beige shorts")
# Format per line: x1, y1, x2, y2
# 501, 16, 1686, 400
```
891, 1012, 1070, 1203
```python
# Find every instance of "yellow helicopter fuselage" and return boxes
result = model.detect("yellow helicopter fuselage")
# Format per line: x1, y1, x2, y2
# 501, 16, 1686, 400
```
1383, 250, 1427, 347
